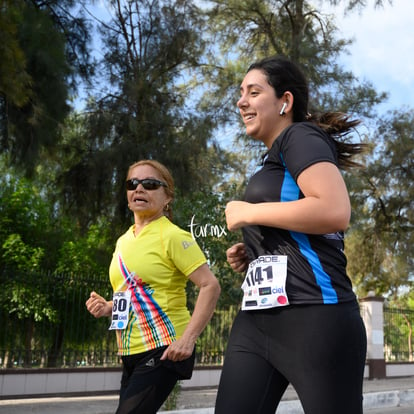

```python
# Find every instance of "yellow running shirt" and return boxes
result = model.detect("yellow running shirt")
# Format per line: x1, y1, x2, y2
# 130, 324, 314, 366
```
109, 216, 207, 355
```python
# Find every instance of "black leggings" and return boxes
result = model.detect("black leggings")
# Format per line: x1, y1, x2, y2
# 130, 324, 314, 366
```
116, 346, 195, 414
215, 301, 367, 414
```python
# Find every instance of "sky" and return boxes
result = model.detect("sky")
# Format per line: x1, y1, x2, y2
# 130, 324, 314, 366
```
319, 0, 414, 113
88, 0, 414, 115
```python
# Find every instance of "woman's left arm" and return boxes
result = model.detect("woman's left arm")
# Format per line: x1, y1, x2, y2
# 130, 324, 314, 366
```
161, 263, 221, 361
225, 162, 351, 234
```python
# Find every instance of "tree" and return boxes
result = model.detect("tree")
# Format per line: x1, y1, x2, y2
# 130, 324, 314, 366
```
0, 170, 57, 367
174, 186, 245, 307
0, 0, 32, 108
0, 160, 112, 367
56, 0, 234, 235
346, 108, 414, 297
0, 0, 93, 175
1, 0, 407, 306
0, 171, 58, 269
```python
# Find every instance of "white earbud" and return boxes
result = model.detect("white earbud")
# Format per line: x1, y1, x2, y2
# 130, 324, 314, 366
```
279, 102, 288, 115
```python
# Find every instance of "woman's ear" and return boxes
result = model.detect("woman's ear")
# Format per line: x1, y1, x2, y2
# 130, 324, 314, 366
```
279, 91, 294, 116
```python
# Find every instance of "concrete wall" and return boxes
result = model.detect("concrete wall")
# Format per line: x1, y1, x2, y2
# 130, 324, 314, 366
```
0, 368, 121, 398
1, 364, 414, 399
0, 366, 222, 399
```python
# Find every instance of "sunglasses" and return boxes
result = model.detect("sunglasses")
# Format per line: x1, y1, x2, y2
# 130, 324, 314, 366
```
126, 178, 167, 191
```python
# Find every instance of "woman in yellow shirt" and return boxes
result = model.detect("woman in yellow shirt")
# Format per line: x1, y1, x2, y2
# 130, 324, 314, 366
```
86, 160, 220, 414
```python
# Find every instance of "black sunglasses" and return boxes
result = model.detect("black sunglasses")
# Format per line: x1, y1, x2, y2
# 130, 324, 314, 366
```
126, 178, 167, 191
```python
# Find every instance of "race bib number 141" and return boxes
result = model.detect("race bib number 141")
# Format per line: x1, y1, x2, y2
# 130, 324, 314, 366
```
241, 255, 288, 310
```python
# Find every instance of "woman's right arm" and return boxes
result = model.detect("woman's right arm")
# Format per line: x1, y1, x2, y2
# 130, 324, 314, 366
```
86, 291, 113, 318
225, 162, 351, 235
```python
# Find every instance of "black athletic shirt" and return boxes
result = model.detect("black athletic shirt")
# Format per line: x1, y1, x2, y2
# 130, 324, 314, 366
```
242, 122, 356, 305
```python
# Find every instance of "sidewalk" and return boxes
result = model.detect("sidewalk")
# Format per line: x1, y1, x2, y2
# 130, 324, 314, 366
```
171, 376, 414, 413
0, 376, 413, 413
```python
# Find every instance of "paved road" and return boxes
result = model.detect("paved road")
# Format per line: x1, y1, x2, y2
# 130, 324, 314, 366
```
1, 376, 413, 414
1, 395, 414, 414
0, 397, 413, 414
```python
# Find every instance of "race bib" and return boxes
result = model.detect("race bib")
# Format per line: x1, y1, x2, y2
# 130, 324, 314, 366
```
109, 290, 131, 330
241, 255, 289, 310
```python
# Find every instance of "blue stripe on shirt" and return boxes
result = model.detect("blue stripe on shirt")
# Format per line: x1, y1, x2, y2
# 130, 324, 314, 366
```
280, 155, 338, 304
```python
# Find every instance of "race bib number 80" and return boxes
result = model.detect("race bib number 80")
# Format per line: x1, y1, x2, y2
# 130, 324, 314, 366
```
109, 290, 131, 330
241, 255, 289, 310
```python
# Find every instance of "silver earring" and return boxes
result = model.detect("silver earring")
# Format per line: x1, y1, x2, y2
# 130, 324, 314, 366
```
279, 102, 288, 116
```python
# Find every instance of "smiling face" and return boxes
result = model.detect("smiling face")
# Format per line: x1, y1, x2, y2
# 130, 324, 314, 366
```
237, 69, 292, 148
126, 164, 172, 224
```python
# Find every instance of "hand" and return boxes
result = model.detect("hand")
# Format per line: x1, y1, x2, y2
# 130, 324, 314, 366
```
86, 291, 112, 318
160, 337, 195, 362
226, 242, 248, 273
225, 201, 250, 231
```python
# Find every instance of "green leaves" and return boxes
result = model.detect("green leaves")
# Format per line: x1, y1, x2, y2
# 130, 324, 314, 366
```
174, 186, 244, 306
2, 234, 44, 271
0, 0, 412, 304
6, 281, 58, 323
0, 0, 92, 175
346, 108, 414, 297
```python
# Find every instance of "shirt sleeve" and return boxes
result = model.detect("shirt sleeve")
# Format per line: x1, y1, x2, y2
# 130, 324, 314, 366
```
279, 123, 338, 181
166, 225, 207, 277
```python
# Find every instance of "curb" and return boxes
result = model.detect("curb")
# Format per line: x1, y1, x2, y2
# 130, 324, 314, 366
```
363, 389, 414, 410
159, 389, 414, 414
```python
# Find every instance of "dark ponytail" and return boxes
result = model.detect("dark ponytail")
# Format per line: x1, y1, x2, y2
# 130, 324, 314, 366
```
306, 112, 366, 169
